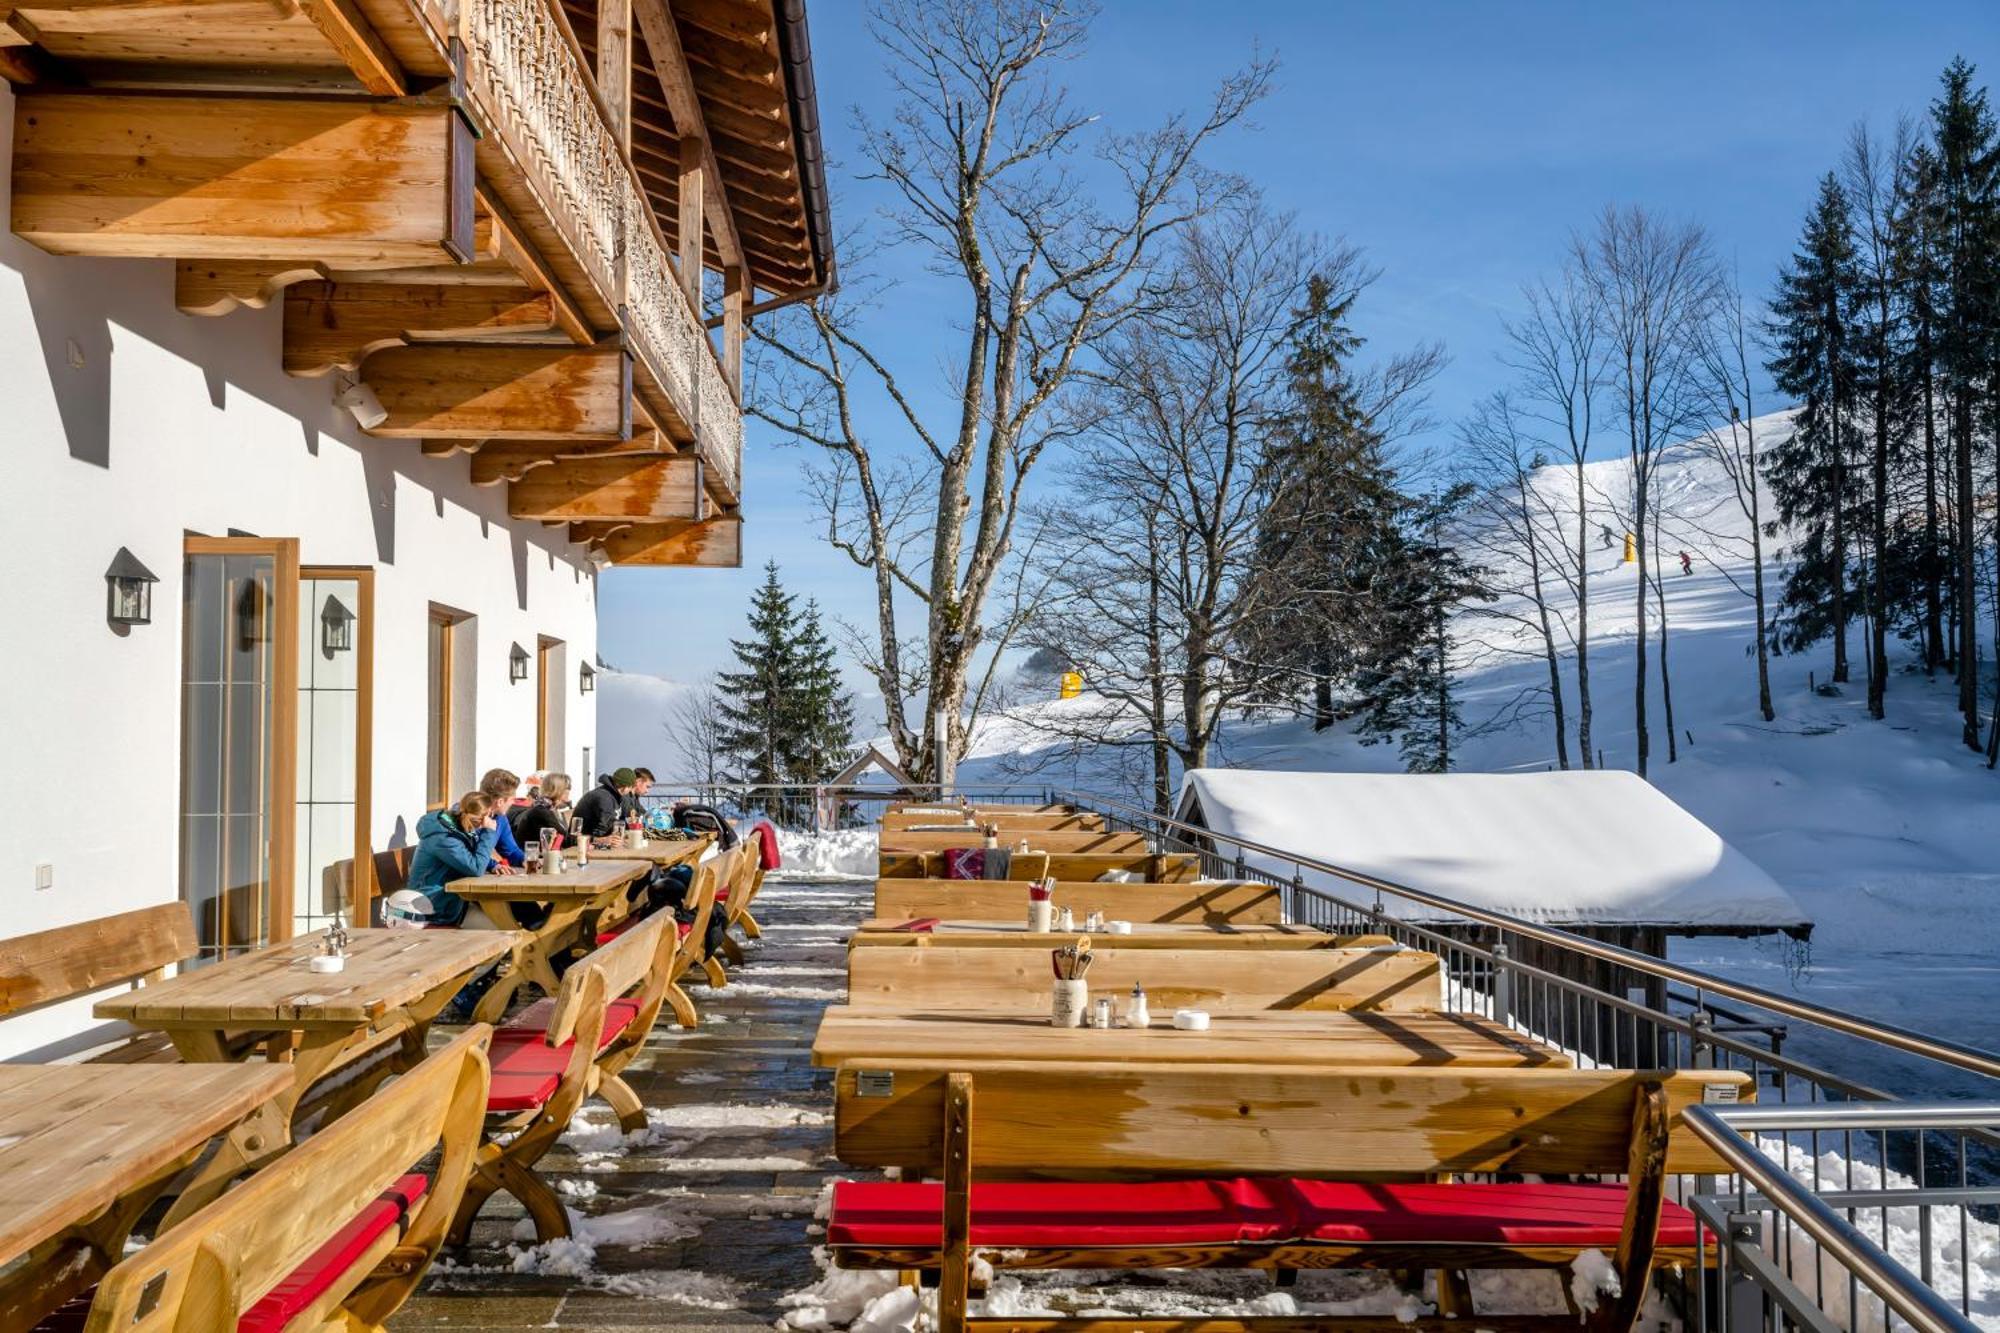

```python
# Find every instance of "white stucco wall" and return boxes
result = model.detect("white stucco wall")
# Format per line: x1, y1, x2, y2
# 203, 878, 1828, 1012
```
0, 81, 599, 1057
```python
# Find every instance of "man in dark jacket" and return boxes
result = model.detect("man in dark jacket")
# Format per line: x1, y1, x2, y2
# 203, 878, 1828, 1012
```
573, 769, 637, 840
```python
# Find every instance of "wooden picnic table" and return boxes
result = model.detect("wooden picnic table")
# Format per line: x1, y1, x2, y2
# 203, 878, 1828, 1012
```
0, 1062, 292, 1326
811, 1006, 1568, 1070
852, 918, 1393, 949
591, 832, 713, 867
95, 927, 510, 1225
448, 857, 648, 1022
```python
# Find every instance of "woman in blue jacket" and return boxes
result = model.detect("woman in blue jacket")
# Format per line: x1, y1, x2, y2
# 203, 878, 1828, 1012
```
407, 792, 500, 927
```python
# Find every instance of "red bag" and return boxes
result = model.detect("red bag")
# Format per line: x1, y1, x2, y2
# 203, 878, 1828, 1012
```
944, 848, 985, 880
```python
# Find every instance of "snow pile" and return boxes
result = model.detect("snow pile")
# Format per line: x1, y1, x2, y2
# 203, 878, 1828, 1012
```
771, 828, 879, 880
1180, 767, 1809, 930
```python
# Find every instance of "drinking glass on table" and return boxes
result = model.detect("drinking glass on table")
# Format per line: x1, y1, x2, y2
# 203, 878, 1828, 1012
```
538, 828, 559, 868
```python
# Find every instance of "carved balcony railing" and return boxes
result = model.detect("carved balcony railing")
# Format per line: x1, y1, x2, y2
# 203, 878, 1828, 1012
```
451, 0, 741, 500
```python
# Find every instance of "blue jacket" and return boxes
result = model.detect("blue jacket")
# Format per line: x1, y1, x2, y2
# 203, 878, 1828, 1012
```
407, 808, 498, 926
491, 808, 525, 867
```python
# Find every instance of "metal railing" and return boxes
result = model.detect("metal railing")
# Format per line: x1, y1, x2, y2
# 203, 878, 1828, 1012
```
1686, 1102, 2000, 1331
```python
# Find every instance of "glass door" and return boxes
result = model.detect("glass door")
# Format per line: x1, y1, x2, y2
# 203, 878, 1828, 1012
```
180, 537, 299, 958
297, 568, 373, 936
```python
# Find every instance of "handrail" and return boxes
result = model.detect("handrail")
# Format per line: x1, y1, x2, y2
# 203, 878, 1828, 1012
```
1051, 785, 2000, 1087
1685, 1103, 1993, 1333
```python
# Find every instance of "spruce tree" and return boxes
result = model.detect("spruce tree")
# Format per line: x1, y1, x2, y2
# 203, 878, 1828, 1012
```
1890, 140, 1952, 673
1244, 271, 1403, 731
716, 562, 800, 817
1928, 57, 1997, 750
1766, 174, 1865, 678
789, 599, 857, 788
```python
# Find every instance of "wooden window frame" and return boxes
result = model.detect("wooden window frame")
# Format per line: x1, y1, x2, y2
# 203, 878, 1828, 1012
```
302, 566, 376, 927
182, 535, 300, 947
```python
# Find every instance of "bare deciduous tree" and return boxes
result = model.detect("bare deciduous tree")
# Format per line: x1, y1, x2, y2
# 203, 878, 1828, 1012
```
1573, 206, 1719, 775
748, 0, 1270, 782
1504, 263, 1608, 767
666, 681, 729, 788
1694, 271, 1777, 722
1019, 201, 1316, 812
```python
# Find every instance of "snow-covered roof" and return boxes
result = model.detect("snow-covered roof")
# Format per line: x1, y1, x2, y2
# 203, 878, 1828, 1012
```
1176, 769, 1809, 934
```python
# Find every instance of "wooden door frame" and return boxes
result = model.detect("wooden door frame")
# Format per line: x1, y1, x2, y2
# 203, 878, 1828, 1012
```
426, 604, 468, 809
182, 535, 300, 946
302, 565, 376, 926
536, 635, 564, 770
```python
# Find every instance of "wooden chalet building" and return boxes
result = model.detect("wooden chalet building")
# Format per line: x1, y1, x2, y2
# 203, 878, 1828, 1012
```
0, 0, 830, 1055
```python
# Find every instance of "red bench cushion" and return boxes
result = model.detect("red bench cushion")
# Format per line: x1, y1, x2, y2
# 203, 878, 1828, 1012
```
1285, 1180, 1699, 1249
594, 918, 692, 947
827, 1178, 1290, 1248
236, 1174, 429, 1332
487, 998, 644, 1111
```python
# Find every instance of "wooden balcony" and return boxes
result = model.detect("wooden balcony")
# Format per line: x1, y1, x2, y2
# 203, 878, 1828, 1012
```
3, 0, 830, 564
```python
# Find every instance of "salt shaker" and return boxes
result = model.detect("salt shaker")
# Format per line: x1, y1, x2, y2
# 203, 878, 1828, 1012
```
1091, 997, 1115, 1029
1125, 984, 1151, 1028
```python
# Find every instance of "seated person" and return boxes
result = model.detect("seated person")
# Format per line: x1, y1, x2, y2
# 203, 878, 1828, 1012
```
572, 768, 638, 841
406, 792, 500, 928
478, 767, 526, 872
511, 771, 575, 851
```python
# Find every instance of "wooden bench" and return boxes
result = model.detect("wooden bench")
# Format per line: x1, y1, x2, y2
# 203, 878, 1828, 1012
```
828, 1060, 1752, 1332
877, 852, 1199, 882
449, 909, 680, 1246
847, 945, 1442, 1014
873, 878, 1278, 924
879, 829, 1150, 855
853, 924, 1395, 950
717, 839, 770, 965
0, 903, 198, 1063
66, 1027, 490, 1333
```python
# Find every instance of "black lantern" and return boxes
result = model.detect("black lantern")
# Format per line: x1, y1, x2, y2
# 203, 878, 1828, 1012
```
321, 594, 355, 655
105, 547, 158, 627
510, 642, 530, 683
579, 661, 597, 694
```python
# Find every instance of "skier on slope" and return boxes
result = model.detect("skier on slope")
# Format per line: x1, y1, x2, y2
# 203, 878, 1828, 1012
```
1600, 524, 1617, 550
1679, 550, 1693, 576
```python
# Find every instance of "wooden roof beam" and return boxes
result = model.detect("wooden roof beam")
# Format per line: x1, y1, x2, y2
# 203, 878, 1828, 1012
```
11, 91, 474, 264
470, 432, 669, 486
358, 341, 633, 440
596, 515, 741, 567
508, 453, 701, 521
630, 0, 742, 278
283, 281, 558, 377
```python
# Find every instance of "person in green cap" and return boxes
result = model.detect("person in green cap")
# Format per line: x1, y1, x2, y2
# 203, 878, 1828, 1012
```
572, 767, 639, 841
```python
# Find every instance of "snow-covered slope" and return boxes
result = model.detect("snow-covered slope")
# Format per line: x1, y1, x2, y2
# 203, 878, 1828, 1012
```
954, 411, 2000, 1095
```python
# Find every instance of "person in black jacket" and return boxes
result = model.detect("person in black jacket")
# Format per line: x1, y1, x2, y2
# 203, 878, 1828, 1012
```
573, 769, 636, 839
510, 771, 574, 852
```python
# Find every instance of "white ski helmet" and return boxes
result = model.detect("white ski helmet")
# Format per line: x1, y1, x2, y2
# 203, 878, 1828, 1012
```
382, 889, 436, 929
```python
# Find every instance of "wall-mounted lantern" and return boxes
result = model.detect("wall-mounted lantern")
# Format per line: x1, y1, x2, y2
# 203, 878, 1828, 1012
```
105, 547, 158, 627
579, 661, 597, 694
509, 642, 530, 683
320, 594, 355, 655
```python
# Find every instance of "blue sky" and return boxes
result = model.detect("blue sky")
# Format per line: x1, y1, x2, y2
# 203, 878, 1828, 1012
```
601, 0, 1998, 690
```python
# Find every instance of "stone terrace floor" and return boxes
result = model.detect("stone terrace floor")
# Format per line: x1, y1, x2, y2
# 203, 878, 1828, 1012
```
392, 876, 867, 1332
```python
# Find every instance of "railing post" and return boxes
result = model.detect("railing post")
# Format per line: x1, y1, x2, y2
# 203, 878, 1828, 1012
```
1232, 850, 1247, 881
1491, 943, 1513, 1027
1691, 1008, 1716, 1070
1721, 1213, 1765, 1331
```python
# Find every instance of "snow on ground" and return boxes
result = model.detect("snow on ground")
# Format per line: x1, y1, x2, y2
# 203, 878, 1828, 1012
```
770, 827, 879, 880
954, 412, 2000, 1100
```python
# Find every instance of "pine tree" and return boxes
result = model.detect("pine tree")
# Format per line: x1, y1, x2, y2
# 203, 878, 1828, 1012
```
1890, 140, 1952, 673
789, 599, 856, 788
1353, 486, 1486, 772
1928, 57, 1998, 751
1244, 271, 1404, 731
716, 563, 800, 817
1766, 174, 1865, 678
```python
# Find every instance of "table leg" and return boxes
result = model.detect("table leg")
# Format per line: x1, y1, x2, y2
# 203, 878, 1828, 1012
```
159, 1027, 359, 1226
0, 1155, 191, 1328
